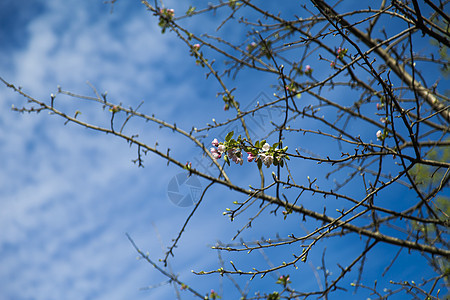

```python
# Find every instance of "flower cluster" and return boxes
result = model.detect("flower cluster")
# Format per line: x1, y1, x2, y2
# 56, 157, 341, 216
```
376, 130, 383, 140
160, 8, 174, 17
210, 131, 289, 168
337, 47, 347, 59
285, 82, 298, 93
210, 138, 226, 160
246, 42, 257, 52
189, 42, 207, 67
304, 64, 313, 75
258, 142, 274, 167
292, 63, 313, 76
109, 105, 120, 113
376, 129, 388, 141
158, 8, 175, 33
211, 138, 243, 164
209, 289, 220, 299
276, 275, 291, 286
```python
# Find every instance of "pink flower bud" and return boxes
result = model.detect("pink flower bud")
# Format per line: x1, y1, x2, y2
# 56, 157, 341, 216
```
212, 138, 219, 147
304, 65, 312, 75
247, 152, 255, 162
109, 105, 120, 113
246, 42, 257, 52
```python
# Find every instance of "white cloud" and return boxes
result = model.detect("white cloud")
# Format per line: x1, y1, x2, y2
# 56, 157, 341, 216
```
0, 0, 224, 299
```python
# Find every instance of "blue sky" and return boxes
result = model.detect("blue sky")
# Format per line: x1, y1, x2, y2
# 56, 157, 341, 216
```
0, 1, 448, 299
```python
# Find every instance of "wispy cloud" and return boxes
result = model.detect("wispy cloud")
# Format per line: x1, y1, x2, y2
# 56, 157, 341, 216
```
0, 0, 233, 299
